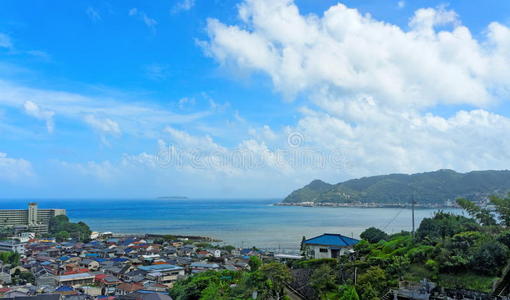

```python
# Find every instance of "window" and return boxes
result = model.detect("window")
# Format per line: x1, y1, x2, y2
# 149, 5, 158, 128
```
319, 248, 328, 253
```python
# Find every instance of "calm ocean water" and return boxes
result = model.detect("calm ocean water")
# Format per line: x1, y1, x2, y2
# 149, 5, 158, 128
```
0, 199, 462, 250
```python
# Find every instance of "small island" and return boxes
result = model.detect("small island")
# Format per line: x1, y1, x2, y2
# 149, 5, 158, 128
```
157, 196, 189, 200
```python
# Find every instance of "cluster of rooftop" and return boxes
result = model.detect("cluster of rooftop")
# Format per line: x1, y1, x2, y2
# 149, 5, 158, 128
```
0, 231, 308, 300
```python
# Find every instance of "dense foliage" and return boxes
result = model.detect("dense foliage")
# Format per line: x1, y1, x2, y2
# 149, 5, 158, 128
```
170, 259, 292, 300
0, 251, 20, 266
48, 215, 91, 242
359, 227, 389, 243
283, 169, 510, 205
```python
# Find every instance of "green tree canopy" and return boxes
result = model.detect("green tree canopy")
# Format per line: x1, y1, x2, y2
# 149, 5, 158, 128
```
456, 198, 496, 226
310, 264, 337, 298
248, 256, 262, 272
360, 227, 389, 243
48, 216, 91, 242
490, 194, 510, 226
259, 262, 292, 300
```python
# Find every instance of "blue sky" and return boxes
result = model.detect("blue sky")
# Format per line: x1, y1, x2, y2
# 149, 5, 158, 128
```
1, 0, 510, 199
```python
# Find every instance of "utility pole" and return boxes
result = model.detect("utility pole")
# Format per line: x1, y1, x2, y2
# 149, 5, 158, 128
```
411, 193, 415, 241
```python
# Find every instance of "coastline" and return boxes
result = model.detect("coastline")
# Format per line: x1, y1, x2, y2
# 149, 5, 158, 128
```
274, 202, 458, 209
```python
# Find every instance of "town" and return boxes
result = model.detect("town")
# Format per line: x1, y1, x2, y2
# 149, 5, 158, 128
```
0, 231, 295, 299
3, 200, 510, 300
0, 203, 345, 299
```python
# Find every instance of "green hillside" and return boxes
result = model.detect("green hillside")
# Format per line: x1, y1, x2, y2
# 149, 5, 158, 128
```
282, 169, 510, 205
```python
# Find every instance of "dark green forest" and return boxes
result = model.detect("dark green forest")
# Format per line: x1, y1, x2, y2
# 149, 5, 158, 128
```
283, 169, 510, 205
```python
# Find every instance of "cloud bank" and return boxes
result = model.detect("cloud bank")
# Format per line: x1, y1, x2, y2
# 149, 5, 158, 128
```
199, 0, 510, 179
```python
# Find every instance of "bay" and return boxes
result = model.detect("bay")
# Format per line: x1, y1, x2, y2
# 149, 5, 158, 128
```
0, 199, 462, 250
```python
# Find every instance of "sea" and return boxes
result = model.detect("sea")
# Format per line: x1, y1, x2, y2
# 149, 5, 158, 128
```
0, 199, 462, 251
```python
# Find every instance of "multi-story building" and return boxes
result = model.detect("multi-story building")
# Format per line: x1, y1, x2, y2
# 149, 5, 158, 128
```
0, 240, 26, 254
0, 202, 66, 234
138, 264, 185, 287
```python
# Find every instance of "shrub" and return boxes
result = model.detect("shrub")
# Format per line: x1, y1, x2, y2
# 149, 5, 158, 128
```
360, 227, 389, 243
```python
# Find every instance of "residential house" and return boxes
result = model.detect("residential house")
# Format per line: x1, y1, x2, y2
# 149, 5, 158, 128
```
303, 233, 359, 259
57, 273, 95, 287
137, 264, 184, 287
115, 282, 143, 295
35, 273, 58, 288
79, 259, 99, 271
0, 271, 12, 284
190, 262, 220, 273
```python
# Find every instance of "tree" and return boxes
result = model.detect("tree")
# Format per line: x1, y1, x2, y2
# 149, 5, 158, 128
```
0, 251, 20, 266
358, 282, 379, 300
218, 245, 235, 253
339, 285, 360, 300
357, 266, 388, 298
200, 281, 231, 300
416, 212, 479, 242
56, 231, 70, 242
48, 216, 91, 242
18, 272, 35, 285
300, 236, 307, 255
310, 264, 337, 298
249, 256, 262, 272
259, 262, 292, 300
49, 215, 70, 233
490, 194, 510, 226
497, 230, 510, 247
456, 198, 496, 226
169, 270, 238, 300
360, 227, 389, 243
471, 240, 508, 275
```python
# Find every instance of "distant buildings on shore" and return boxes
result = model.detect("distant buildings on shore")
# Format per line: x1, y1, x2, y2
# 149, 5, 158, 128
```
0, 203, 66, 234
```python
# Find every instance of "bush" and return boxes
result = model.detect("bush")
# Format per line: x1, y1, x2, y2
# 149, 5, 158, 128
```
471, 240, 508, 275
425, 259, 439, 273
338, 285, 359, 300
360, 227, 389, 243
296, 258, 337, 269
416, 212, 480, 242
406, 245, 434, 263
497, 230, 510, 247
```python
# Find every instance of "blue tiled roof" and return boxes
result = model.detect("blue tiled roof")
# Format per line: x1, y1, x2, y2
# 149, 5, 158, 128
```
55, 286, 74, 292
112, 258, 128, 262
304, 233, 359, 247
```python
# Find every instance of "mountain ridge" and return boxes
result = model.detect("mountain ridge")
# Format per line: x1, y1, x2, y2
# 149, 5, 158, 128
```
282, 169, 510, 206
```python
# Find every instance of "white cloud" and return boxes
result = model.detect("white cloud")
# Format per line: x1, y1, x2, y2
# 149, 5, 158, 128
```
397, 1, 405, 9
0, 152, 34, 182
0, 80, 209, 138
129, 8, 157, 30
26, 50, 50, 60
0, 33, 12, 49
172, 0, 195, 14
204, 0, 510, 108
86, 7, 101, 22
178, 97, 196, 109
23, 100, 55, 133
84, 115, 121, 135
199, 0, 510, 182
